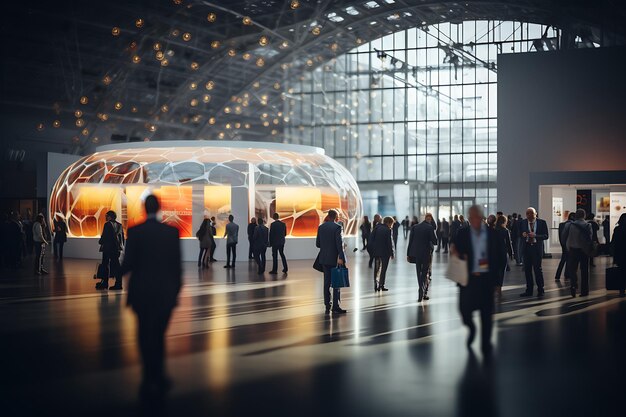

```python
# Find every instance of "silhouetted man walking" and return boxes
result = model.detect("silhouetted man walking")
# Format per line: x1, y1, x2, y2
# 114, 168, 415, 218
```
269, 213, 288, 274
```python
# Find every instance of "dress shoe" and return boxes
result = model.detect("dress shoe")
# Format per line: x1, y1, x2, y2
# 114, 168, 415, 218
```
95, 282, 107, 290
268, 270, 278, 274
555, 277, 560, 281
380, 287, 389, 291
282, 269, 288, 273
374, 286, 379, 292
332, 307, 347, 314
570, 287, 576, 298
537, 290, 545, 297
466, 326, 476, 349
423, 295, 429, 300
224, 265, 232, 268
519, 292, 533, 297
418, 289, 424, 302
109, 285, 123, 290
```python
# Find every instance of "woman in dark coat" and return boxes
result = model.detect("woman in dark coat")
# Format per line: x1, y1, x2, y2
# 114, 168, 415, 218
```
52, 216, 68, 261
367, 214, 381, 268
611, 213, 626, 297
196, 217, 213, 268
494, 215, 513, 301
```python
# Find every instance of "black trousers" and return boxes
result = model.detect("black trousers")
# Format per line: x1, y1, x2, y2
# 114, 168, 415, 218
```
102, 250, 121, 284
403, 228, 409, 239
361, 235, 368, 250
226, 243, 237, 266
198, 248, 208, 266
374, 256, 390, 288
271, 245, 288, 272
459, 274, 495, 349
437, 234, 442, 250
567, 248, 589, 294
248, 238, 254, 258
210, 241, 216, 260
555, 249, 568, 279
522, 244, 544, 293
54, 241, 64, 260
322, 265, 340, 307
415, 258, 430, 293
254, 248, 266, 273
441, 237, 449, 252
135, 308, 172, 386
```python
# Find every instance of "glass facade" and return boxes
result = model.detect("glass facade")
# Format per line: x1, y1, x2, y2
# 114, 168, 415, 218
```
284, 21, 560, 219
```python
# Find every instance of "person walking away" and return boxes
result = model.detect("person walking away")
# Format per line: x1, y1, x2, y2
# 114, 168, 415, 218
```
196, 216, 212, 268
494, 216, 513, 302
316, 209, 347, 314
367, 214, 381, 268
602, 216, 610, 251
401, 216, 410, 239
360, 216, 371, 251
370, 216, 394, 291
565, 209, 592, 297
610, 213, 626, 297
209, 216, 217, 262
52, 216, 67, 261
407, 215, 437, 302
436, 218, 443, 252
33, 214, 49, 275
247, 218, 257, 259
450, 215, 461, 245
441, 218, 450, 253
120, 195, 181, 400
97, 210, 124, 290
392, 216, 400, 250
269, 213, 288, 274
587, 213, 599, 267
223, 215, 239, 268
555, 212, 575, 281
519, 207, 549, 297
451, 205, 505, 356
252, 218, 269, 274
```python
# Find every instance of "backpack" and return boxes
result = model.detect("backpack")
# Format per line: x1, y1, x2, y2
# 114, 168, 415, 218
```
572, 222, 598, 257
113, 221, 124, 251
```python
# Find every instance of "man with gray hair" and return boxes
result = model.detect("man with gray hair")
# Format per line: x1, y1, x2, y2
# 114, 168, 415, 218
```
519, 207, 549, 297
565, 209, 593, 297
451, 205, 506, 356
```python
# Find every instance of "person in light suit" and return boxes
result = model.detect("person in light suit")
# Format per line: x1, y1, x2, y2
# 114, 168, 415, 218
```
451, 205, 505, 356
518, 207, 549, 297
120, 195, 182, 400
316, 209, 347, 314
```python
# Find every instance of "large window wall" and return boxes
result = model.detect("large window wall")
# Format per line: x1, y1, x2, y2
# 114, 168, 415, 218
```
284, 21, 560, 218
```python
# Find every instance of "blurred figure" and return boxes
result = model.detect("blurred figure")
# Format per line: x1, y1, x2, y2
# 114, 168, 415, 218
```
392, 216, 400, 249
32, 214, 49, 275
121, 195, 181, 400
436, 218, 443, 252
0, 213, 8, 269
252, 218, 269, 274
459, 215, 468, 229
487, 214, 497, 229
371, 216, 394, 292
602, 216, 610, 247
494, 215, 513, 301
359, 216, 371, 251
52, 216, 68, 261
452, 205, 505, 356
247, 217, 257, 259
519, 207, 549, 297
209, 216, 217, 262
410, 215, 419, 227
269, 212, 288, 274
316, 209, 347, 314
196, 215, 213, 268
555, 212, 575, 281
97, 210, 124, 290
401, 215, 410, 239
407, 215, 437, 302
610, 213, 626, 297
566, 209, 592, 297
223, 215, 239, 269
368, 214, 382, 268
440, 218, 450, 253
450, 215, 461, 245
587, 212, 599, 267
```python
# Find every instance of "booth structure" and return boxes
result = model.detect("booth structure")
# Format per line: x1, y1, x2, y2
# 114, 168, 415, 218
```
48, 140, 362, 261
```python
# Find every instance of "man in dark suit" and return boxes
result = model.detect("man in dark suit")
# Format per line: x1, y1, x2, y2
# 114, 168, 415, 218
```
392, 216, 400, 249
452, 205, 505, 356
441, 218, 450, 253
407, 216, 438, 301
247, 217, 257, 259
519, 207, 549, 297
269, 213, 288, 274
209, 216, 217, 262
370, 216, 395, 291
315, 209, 347, 314
97, 210, 124, 290
252, 217, 269, 274
120, 195, 181, 399
450, 215, 461, 245
555, 212, 575, 281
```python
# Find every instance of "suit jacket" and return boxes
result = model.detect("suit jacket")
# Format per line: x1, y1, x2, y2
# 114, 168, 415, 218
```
611, 224, 626, 267
558, 221, 571, 250
407, 221, 437, 261
454, 226, 505, 282
519, 218, 549, 248
269, 220, 287, 247
247, 222, 256, 239
316, 221, 345, 266
121, 219, 182, 313
450, 220, 461, 240
441, 221, 450, 238
392, 222, 400, 239
252, 224, 269, 251
370, 223, 394, 258
99, 221, 121, 253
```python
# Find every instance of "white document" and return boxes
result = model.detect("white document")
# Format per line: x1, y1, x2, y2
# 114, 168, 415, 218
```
447, 254, 469, 287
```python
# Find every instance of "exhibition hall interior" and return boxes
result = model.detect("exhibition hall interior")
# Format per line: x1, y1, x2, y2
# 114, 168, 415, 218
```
2, 1, 626, 416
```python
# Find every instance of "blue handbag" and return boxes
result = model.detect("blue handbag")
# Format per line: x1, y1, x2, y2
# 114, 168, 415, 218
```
331, 266, 350, 288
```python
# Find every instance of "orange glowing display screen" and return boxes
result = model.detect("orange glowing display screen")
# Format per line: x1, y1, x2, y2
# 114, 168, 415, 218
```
154, 186, 193, 238
68, 185, 122, 237
204, 186, 231, 236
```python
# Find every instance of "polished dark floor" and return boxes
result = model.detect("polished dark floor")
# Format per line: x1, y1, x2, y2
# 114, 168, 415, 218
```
1, 239, 625, 417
